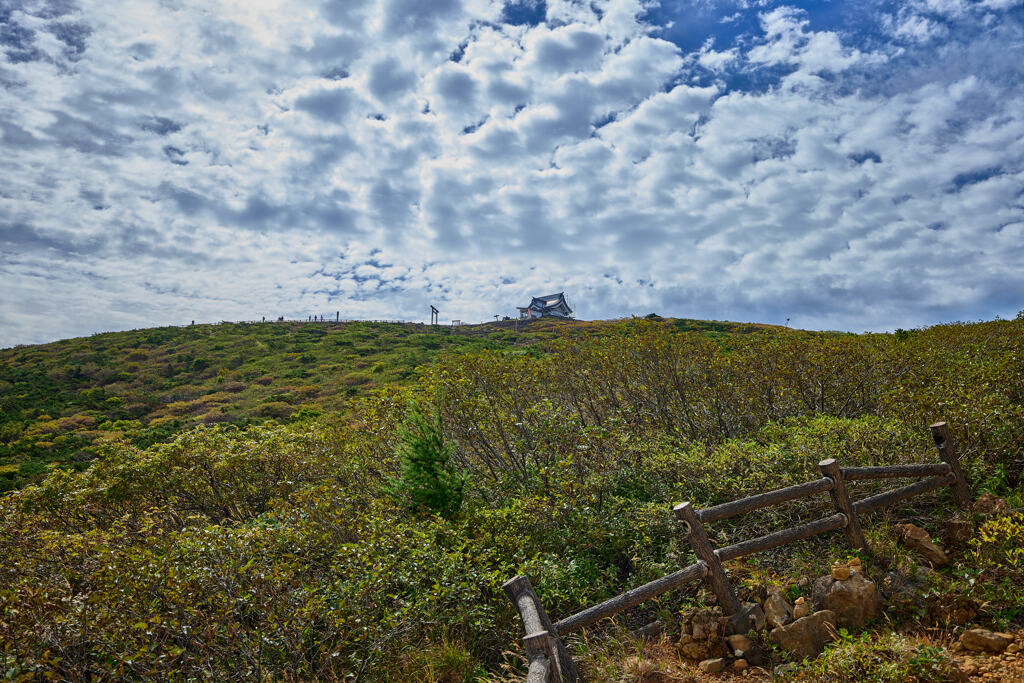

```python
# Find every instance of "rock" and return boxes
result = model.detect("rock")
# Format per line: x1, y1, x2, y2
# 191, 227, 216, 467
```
797, 576, 810, 588
764, 587, 793, 628
811, 572, 881, 629
698, 658, 728, 674
770, 610, 838, 659
974, 493, 1011, 518
742, 645, 768, 667
793, 596, 810, 619
733, 658, 748, 671
848, 557, 863, 572
727, 634, 754, 653
896, 523, 949, 567
880, 571, 917, 601
678, 608, 726, 661
1007, 643, 1021, 654
727, 602, 766, 634
960, 629, 1011, 653
831, 563, 851, 580
945, 519, 973, 549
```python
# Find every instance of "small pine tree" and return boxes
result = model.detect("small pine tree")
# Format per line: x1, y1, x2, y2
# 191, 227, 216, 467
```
390, 403, 465, 518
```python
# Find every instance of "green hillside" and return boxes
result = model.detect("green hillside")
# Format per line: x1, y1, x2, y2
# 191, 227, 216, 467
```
1, 314, 1023, 680
0, 316, 776, 491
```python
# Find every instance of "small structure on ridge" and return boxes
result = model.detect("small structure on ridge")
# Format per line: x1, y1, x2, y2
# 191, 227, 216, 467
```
517, 292, 573, 320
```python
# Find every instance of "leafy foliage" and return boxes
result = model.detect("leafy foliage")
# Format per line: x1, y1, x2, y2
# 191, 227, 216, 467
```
1, 313, 1023, 678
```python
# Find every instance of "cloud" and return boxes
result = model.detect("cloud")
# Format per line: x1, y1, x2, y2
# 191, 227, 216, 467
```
0, 0, 1023, 346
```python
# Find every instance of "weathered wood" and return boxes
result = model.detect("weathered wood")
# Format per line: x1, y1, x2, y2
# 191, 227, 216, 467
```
526, 656, 550, 683
715, 513, 847, 563
841, 463, 951, 480
930, 422, 972, 510
504, 576, 579, 682
820, 458, 869, 554
523, 631, 553, 659
675, 502, 741, 614
696, 478, 834, 524
554, 562, 707, 635
853, 473, 956, 515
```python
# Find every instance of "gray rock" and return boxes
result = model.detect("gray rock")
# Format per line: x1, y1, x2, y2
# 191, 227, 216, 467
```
810, 571, 881, 629
698, 657, 728, 674
880, 571, 917, 601
960, 628, 1011, 653
770, 610, 838, 659
727, 601, 766, 634
764, 587, 794, 628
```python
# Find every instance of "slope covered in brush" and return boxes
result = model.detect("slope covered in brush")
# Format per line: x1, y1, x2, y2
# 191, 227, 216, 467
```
1, 316, 1022, 679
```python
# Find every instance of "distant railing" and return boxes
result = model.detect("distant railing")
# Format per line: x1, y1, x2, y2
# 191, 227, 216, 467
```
505, 422, 972, 681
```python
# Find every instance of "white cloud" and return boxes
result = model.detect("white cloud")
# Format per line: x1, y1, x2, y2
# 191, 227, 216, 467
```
1, 0, 1023, 345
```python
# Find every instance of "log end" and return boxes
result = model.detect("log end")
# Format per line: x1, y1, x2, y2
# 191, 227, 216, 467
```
503, 575, 531, 601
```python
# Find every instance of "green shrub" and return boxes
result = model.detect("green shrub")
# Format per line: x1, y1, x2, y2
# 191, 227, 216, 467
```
969, 512, 1024, 569
389, 404, 465, 518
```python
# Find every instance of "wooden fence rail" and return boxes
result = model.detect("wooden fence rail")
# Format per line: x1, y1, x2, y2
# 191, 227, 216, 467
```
505, 421, 972, 682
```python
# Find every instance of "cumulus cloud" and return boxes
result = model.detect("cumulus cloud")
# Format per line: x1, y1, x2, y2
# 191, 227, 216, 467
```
1, 0, 1023, 346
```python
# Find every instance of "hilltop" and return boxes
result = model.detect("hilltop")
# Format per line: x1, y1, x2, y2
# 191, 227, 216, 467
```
1, 313, 1022, 681
0, 315, 780, 491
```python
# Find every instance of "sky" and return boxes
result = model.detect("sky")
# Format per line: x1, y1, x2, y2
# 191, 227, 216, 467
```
1, 0, 1023, 346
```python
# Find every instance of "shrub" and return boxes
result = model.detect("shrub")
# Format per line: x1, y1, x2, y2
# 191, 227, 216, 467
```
969, 512, 1024, 569
258, 401, 293, 419
389, 404, 465, 518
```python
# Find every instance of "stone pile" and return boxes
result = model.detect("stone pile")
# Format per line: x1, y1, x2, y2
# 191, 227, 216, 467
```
952, 629, 1024, 682
675, 558, 886, 675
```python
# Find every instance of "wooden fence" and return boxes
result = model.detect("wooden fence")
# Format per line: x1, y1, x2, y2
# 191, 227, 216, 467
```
504, 422, 972, 682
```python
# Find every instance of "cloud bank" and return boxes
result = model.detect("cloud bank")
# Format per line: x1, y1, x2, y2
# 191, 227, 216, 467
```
2, 0, 1023, 345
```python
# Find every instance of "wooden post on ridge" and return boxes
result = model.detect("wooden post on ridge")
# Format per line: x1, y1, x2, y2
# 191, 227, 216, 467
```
504, 576, 579, 682
930, 422, 972, 510
674, 502, 740, 615
820, 458, 869, 554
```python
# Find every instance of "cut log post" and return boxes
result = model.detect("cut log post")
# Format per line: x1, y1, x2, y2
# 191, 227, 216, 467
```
504, 576, 579, 683
930, 422, 972, 510
523, 632, 553, 683
820, 458, 869, 554
674, 502, 741, 615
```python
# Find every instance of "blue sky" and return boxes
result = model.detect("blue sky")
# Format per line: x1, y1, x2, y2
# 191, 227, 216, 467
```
1, 0, 1023, 346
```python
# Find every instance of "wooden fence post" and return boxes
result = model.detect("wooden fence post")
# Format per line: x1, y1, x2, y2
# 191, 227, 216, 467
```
674, 502, 741, 615
819, 458, 869, 554
504, 576, 579, 683
929, 422, 972, 510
